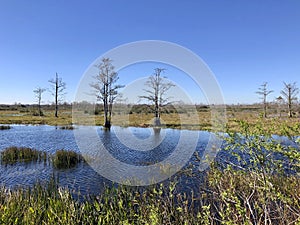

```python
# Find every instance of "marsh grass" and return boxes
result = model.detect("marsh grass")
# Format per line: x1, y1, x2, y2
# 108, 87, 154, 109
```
52, 149, 83, 169
0, 146, 47, 164
0, 105, 299, 135
0, 167, 300, 224
59, 125, 75, 130
0, 125, 11, 130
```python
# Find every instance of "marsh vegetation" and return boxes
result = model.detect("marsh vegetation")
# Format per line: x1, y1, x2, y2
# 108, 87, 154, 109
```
52, 149, 83, 169
0, 102, 299, 224
0, 125, 11, 130
0, 146, 47, 164
0, 121, 299, 224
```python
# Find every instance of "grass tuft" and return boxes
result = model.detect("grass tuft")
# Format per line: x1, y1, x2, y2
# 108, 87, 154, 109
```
0, 146, 47, 164
59, 125, 75, 130
0, 125, 11, 130
52, 149, 82, 169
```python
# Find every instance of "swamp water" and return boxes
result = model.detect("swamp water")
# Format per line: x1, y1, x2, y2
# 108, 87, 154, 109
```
0, 125, 214, 196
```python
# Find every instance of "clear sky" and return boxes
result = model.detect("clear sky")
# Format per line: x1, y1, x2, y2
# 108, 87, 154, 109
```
0, 0, 299, 104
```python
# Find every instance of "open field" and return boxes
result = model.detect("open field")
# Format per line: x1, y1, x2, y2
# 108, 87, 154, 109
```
1, 103, 299, 135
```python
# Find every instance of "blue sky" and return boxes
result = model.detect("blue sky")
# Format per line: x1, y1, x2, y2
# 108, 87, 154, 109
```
0, 0, 299, 104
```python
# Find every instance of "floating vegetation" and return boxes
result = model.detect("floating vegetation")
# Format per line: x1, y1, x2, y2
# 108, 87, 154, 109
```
0, 146, 47, 164
0, 125, 11, 130
59, 125, 75, 130
52, 149, 83, 169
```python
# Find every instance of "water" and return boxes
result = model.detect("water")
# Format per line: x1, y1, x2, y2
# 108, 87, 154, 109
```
0, 125, 215, 195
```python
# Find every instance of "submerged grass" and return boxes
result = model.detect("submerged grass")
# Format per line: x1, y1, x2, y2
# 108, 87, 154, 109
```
52, 149, 83, 169
0, 146, 47, 164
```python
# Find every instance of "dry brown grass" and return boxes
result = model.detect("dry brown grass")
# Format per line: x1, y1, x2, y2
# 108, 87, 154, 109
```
1, 106, 299, 135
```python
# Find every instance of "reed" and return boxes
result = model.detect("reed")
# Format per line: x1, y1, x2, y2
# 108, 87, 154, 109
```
59, 125, 75, 130
52, 149, 83, 169
0, 168, 299, 224
0, 125, 11, 130
0, 146, 47, 164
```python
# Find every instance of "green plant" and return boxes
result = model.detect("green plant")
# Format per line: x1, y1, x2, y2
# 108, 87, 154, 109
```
0, 146, 47, 164
209, 120, 300, 224
52, 150, 83, 169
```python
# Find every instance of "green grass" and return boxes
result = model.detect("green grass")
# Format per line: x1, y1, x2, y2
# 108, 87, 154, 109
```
0, 146, 83, 169
52, 149, 83, 169
0, 146, 47, 164
0, 166, 299, 224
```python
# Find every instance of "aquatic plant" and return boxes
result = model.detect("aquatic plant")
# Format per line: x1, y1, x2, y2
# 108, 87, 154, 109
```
52, 149, 82, 169
59, 125, 75, 130
0, 125, 11, 130
0, 146, 47, 164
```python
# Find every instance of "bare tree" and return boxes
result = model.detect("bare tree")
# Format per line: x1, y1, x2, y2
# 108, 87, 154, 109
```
90, 58, 124, 129
49, 73, 66, 117
256, 82, 273, 118
139, 68, 175, 126
33, 87, 46, 116
281, 82, 299, 118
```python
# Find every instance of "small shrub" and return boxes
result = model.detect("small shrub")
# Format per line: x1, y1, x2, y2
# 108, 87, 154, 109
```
32, 111, 44, 116
52, 150, 82, 169
1, 146, 47, 164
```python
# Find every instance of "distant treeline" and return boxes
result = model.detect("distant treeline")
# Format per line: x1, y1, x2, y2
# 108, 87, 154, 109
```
1, 102, 299, 116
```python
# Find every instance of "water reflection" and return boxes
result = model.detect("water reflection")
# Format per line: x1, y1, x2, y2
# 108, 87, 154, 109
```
0, 125, 211, 193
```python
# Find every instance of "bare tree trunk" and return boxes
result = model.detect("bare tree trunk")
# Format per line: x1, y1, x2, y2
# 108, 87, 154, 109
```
49, 73, 66, 118
256, 82, 273, 118
103, 84, 111, 129
288, 101, 292, 118
90, 58, 123, 130
34, 87, 46, 117
154, 96, 160, 126
281, 82, 299, 118
55, 73, 58, 117
139, 68, 174, 127
263, 95, 267, 118
38, 98, 42, 116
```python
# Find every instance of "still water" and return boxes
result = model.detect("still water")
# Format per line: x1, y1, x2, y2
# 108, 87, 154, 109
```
0, 125, 214, 195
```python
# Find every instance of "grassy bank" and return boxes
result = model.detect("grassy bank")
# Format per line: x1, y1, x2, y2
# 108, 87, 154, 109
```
1, 104, 299, 136
0, 165, 299, 224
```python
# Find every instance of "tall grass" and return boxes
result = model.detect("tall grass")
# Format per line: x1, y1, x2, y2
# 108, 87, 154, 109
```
0, 125, 11, 130
0, 168, 299, 224
52, 149, 83, 169
0, 146, 47, 164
